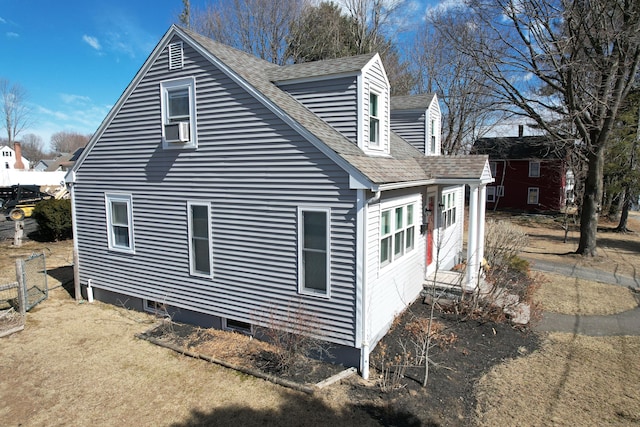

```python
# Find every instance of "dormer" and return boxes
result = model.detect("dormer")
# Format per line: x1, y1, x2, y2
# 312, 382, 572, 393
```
272, 53, 391, 156
360, 54, 390, 156
390, 94, 441, 156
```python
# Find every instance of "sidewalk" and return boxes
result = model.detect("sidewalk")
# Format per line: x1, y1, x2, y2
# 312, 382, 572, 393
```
528, 258, 640, 336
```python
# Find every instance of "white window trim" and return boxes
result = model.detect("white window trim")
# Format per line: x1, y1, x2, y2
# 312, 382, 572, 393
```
143, 299, 170, 317
529, 160, 541, 177
497, 185, 505, 197
187, 201, 213, 278
105, 193, 135, 254
489, 161, 497, 177
528, 187, 540, 204
297, 206, 331, 298
441, 191, 457, 229
364, 82, 387, 154
160, 77, 197, 150
379, 200, 417, 268
487, 186, 496, 203
369, 91, 380, 147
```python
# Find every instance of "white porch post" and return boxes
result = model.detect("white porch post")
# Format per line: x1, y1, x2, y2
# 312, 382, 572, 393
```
476, 184, 487, 269
466, 184, 479, 291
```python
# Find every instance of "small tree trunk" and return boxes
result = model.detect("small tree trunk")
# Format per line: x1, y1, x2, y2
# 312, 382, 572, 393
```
616, 189, 631, 232
576, 143, 605, 256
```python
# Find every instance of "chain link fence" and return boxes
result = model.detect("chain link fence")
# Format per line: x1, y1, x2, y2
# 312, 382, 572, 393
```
0, 252, 48, 337
20, 252, 49, 311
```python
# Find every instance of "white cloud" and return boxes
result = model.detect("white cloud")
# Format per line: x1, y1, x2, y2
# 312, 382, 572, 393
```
60, 93, 92, 105
426, 0, 468, 18
82, 34, 102, 50
0, 17, 6, 24
6, 32, 19, 38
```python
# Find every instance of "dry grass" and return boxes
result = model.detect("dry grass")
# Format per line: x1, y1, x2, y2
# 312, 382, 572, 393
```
535, 272, 638, 315
476, 333, 640, 426
0, 286, 376, 426
512, 211, 640, 280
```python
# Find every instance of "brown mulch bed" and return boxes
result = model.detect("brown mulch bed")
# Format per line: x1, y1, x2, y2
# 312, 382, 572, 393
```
141, 298, 540, 426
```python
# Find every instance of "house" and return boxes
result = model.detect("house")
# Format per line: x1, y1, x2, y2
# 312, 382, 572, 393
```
473, 128, 573, 212
67, 25, 492, 378
45, 147, 85, 172
1, 143, 30, 170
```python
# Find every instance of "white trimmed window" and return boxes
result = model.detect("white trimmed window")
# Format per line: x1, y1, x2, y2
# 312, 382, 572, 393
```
161, 77, 197, 149
441, 192, 457, 229
430, 119, 436, 154
487, 186, 496, 203
298, 208, 330, 297
380, 203, 416, 267
105, 194, 134, 253
529, 161, 540, 177
188, 202, 212, 277
497, 185, 505, 196
490, 161, 497, 177
528, 187, 539, 204
369, 92, 380, 146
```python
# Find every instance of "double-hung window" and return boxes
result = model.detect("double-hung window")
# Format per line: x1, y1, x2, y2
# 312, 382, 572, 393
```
188, 202, 212, 277
106, 194, 134, 253
528, 187, 539, 204
369, 92, 380, 146
161, 77, 197, 149
529, 161, 540, 177
441, 192, 457, 229
380, 203, 415, 266
298, 208, 330, 297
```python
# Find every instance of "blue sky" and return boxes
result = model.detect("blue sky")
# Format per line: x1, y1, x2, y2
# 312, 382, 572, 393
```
1, 0, 437, 149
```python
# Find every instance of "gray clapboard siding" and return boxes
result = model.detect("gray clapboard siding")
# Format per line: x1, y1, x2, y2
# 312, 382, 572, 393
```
75, 36, 359, 345
391, 110, 426, 153
278, 77, 358, 144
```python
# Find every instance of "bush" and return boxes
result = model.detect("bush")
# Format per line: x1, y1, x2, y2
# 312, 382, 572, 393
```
484, 220, 529, 270
33, 198, 73, 241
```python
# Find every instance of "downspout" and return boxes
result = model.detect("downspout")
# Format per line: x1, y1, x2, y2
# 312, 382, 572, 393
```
360, 189, 380, 380
68, 176, 82, 302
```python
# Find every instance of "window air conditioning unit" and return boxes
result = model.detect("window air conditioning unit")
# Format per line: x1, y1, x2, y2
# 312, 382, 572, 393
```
165, 122, 190, 143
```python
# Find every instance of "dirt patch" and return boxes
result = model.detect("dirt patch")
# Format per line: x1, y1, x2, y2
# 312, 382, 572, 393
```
536, 272, 639, 315
476, 333, 640, 426
144, 298, 540, 427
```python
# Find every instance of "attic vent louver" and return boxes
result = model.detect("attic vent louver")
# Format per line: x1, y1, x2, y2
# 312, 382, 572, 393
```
168, 42, 184, 70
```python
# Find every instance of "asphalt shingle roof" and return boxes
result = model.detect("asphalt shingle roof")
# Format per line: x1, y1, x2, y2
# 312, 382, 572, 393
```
473, 136, 563, 159
180, 26, 487, 186
390, 94, 435, 111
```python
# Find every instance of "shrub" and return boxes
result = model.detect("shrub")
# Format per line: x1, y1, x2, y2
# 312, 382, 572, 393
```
33, 198, 73, 241
484, 220, 529, 270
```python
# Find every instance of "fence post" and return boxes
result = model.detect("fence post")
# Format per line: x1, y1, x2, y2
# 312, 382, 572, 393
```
14, 220, 24, 247
73, 247, 81, 301
15, 259, 26, 316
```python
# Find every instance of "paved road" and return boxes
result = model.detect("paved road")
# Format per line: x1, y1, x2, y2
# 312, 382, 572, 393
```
528, 256, 640, 336
0, 217, 38, 241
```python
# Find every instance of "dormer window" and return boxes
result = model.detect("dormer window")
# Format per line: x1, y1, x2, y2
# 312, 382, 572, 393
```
369, 93, 380, 146
430, 119, 436, 154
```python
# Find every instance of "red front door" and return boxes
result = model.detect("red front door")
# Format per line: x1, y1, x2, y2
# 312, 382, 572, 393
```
426, 195, 434, 265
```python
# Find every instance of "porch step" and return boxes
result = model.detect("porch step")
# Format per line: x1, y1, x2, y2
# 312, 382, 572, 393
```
421, 270, 465, 302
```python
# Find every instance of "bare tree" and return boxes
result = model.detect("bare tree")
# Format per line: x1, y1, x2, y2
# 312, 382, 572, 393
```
413, 12, 504, 154
452, 0, 640, 256
1, 78, 32, 146
20, 133, 49, 165
50, 131, 90, 155
184, 0, 307, 65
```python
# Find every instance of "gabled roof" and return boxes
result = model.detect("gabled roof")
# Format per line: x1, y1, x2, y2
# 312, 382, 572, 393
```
72, 25, 489, 189
390, 94, 436, 111
473, 135, 562, 160
271, 53, 377, 82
